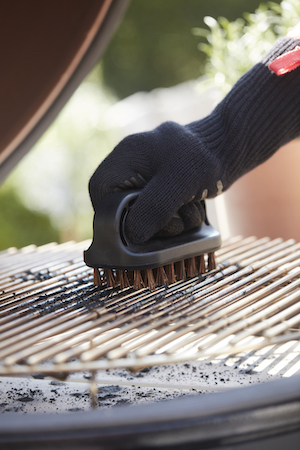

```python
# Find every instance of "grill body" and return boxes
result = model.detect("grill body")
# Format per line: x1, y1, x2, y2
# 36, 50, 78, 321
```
1, 3, 299, 446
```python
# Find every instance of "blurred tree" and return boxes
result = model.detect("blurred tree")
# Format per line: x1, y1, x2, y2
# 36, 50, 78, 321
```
101, 0, 280, 98
0, 187, 59, 250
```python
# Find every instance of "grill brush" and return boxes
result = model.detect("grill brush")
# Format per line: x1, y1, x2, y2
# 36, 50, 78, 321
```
84, 190, 221, 290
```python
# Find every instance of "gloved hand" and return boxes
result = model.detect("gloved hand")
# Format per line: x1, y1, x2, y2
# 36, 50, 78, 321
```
89, 119, 222, 243
89, 36, 300, 244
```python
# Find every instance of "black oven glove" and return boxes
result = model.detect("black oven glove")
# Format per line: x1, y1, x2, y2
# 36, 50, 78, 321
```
89, 36, 300, 244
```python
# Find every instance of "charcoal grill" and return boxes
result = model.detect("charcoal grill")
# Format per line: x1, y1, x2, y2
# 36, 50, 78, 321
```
0, 237, 300, 449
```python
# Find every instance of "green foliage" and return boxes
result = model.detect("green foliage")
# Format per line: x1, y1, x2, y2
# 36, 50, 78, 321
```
193, 0, 300, 94
101, 0, 279, 98
0, 187, 59, 250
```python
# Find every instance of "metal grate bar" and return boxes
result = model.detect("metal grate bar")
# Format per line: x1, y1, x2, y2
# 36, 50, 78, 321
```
0, 237, 299, 375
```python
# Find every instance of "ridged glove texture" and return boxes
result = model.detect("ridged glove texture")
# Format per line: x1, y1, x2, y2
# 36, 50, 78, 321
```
89, 36, 300, 244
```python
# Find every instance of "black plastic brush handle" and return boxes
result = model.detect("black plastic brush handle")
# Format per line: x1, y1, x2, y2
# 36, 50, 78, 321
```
84, 190, 221, 271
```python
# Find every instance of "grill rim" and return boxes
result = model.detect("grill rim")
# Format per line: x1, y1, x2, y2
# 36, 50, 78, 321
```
0, 374, 299, 448
1, 238, 300, 449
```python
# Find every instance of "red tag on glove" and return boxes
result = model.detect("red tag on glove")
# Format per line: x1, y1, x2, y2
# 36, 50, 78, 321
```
269, 45, 300, 75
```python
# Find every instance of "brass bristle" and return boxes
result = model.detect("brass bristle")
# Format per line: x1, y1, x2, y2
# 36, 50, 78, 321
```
186, 257, 197, 278
117, 270, 131, 289
207, 252, 217, 271
144, 268, 156, 290
105, 268, 116, 288
93, 252, 216, 290
126, 270, 134, 286
175, 260, 186, 281
124, 271, 131, 288
114, 270, 120, 285
165, 263, 176, 284
93, 268, 102, 286
155, 266, 169, 286
198, 254, 206, 273
133, 270, 144, 290
118, 270, 125, 289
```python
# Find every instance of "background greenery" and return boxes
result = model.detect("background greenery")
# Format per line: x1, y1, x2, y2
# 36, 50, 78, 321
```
2, 0, 299, 251
194, 0, 300, 95
100, 0, 280, 98
0, 186, 59, 250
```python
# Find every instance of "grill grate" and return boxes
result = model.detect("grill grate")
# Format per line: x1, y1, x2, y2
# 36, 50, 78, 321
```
0, 236, 300, 376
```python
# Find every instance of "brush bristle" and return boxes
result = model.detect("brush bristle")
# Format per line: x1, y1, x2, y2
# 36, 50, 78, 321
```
93, 268, 102, 286
117, 269, 131, 289
186, 257, 197, 278
93, 252, 217, 290
207, 252, 217, 271
155, 266, 169, 286
198, 255, 206, 273
144, 268, 156, 290
165, 263, 176, 284
105, 268, 116, 288
175, 260, 186, 281
133, 270, 144, 290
